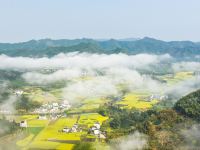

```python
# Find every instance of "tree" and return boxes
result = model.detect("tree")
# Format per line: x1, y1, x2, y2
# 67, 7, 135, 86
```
15, 95, 41, 112
175, 89, 200, 120
72, 142, 95, 150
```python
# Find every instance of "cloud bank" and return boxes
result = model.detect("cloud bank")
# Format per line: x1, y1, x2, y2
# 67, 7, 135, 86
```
0, 53, 199, 104
0, 53, 171, 70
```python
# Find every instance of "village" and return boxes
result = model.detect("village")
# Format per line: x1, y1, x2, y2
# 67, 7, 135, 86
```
146, 94, 168, 101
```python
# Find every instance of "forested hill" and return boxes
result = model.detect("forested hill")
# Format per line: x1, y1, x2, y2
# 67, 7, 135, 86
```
175, 89, 200, 120
0, 37, 200, 57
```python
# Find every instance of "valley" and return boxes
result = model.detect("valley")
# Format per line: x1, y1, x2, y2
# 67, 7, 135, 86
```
1, 67, 199, 150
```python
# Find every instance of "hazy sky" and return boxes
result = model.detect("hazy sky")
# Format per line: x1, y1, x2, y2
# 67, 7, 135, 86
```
0, 0, 200, 42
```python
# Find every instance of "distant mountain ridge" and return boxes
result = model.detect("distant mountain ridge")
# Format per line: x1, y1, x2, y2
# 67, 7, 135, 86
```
0, 37, 200, 58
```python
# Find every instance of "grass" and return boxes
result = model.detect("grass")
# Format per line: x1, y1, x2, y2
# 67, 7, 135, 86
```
56, 143, 75, 150
28, 141, 61, 150
26, 127, 44, 135
16, 134, 34, 147
23, 86, 59, 103
27, 119, 49, 127
53, 117, 78, 128
15, 115, 39, 123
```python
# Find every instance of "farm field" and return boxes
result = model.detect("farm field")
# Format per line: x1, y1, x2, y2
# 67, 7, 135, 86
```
15, 115, 39, 123
158, 71, 194, 85
78, 113, 108, 128
17, 116, 79, 150
116, 92, 158, 109
17, 113, 108, 150
68, 98, 110, 114
23, 87, 61, 103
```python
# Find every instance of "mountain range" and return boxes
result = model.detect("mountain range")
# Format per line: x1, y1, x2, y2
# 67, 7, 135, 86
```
0, 37, 200, 58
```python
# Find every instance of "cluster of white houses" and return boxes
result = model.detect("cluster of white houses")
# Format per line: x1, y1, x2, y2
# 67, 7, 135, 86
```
147, 94, 168, 101
62, 122, 106, 139
33, 100, 71, 114
14, 89, 24, 96
62, 123, 82, 133
88, 122, 106, 139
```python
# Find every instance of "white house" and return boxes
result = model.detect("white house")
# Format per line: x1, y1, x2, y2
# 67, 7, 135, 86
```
94, 129, 100, 135
94, 122, 100, 129
14, 90, 24, 96
38, 115, 47, 120
71, 126, 77, 132
91, 126, 97, 131
52, 103, 59, 107
99, 133, 106, 139
62, 127, 70, 133
20, 120, 27, 128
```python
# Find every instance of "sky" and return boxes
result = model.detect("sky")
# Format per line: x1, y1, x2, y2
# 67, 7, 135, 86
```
0, 0, 200, 42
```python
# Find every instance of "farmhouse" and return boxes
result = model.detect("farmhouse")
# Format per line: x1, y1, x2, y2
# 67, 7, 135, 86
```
20, 120, 27, 128
93, 129, 100, 135
62, 123, 82, 133
14, 90, 24, 96
62, 127, 70, 133
38, 115, 47, 120
147, 94, 168, 101
94, 122, 100, 129
88, 121, 106, 139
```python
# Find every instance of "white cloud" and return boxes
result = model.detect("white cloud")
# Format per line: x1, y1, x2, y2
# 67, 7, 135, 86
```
111, 131, 148, 150
172, 62, 200, 72
62, 76, 119, 103
22, 69, 83, 85
0, 53, 172, 70
179, 124, 200, 149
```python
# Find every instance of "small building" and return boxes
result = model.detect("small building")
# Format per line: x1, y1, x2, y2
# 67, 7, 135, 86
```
20, 120, 27, 128
71, 124, 78, 132
94, 129, 100, 135
99, 133, 106, 139
62, 127, 70, 133
91, 126, 97, 131
71, 127, 77, 132
38, 115, 47, 120
52, 103, 59, 107
94, 122, 100, 129
14, 90, 24, 96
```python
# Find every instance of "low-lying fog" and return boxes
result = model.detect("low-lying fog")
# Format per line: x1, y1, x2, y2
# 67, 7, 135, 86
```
0, 52, 200, 104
